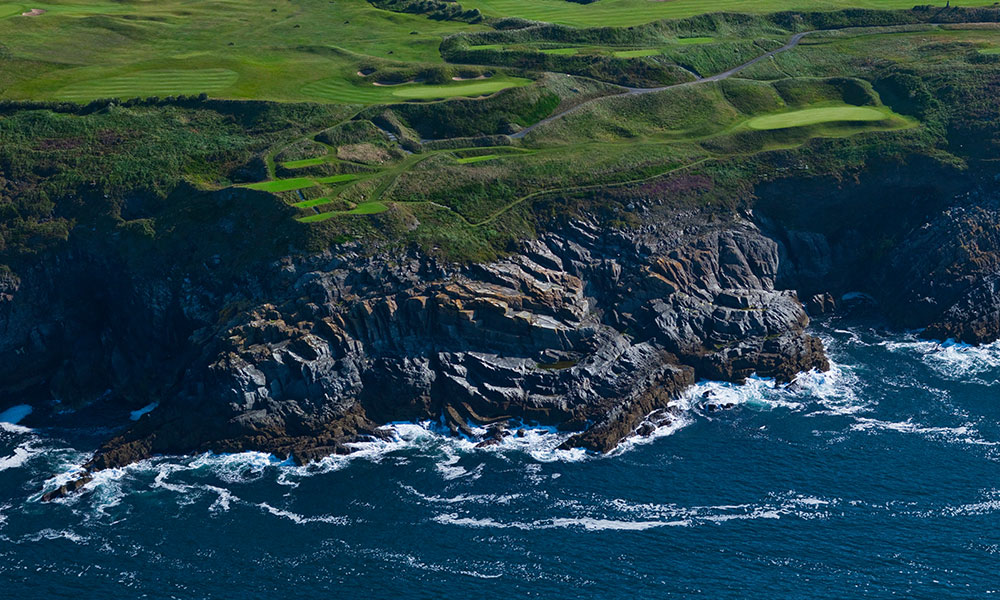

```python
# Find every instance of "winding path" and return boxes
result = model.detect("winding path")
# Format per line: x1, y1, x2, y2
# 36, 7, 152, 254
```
510, 31, 814, 139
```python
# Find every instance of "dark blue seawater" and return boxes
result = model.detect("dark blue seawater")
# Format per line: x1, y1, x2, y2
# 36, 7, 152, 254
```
2, 323, 1000, 598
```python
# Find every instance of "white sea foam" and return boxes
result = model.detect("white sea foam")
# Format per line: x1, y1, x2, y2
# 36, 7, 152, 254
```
187, 451, 285, 484
368, 549, 504, 580
257, 502, 347, 525
674, 359, 861, 419
490, 425, 588, 463
940, 490, 1000, 517
0, 421, 32, 435
904, 490, 1000, 519
435, 450, 477, 481
612, 412, 694, 454
0, 404, 32, 425
21, 528, 88, 544
431, 513, 688, 531
850, 417, 998, 446
431, 490, 836, 532
291, 420, 591, 476
882, 337, 1000, 381
208, 486, 236, 512
400, 484, 525, 506
0, 443, 40, 472
604, 491, 836, 525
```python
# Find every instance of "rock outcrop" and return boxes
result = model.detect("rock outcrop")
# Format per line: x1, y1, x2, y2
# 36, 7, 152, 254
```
756, 157, 1000, 344
83, 215, 825, 470
8, 156, 1000, 497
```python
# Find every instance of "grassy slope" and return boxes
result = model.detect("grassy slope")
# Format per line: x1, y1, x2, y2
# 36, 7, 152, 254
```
0, 0, 496, 103
458, 0, 1000, 27
3, 4, 1000, 263
746, 105, 888, 129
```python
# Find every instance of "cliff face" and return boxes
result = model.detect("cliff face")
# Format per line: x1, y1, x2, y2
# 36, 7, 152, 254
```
756, 156, 1000, 344
6, 156, 1000, 491
85, 212, 826, 469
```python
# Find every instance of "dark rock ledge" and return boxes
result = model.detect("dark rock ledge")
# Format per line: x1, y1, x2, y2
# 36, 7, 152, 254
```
14, 166, 1000, 501
78, 215, 827, 485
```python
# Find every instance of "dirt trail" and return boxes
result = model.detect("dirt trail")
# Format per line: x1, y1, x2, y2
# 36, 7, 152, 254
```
510, 31, 812, 139
510, 21, 995, 139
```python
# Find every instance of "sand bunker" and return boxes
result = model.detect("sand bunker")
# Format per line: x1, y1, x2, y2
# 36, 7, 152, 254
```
21, 8, 46, 16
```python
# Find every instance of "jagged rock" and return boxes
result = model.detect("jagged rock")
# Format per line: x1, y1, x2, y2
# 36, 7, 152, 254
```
6, 157, 1000, 501
71, 215, 830, 468
807, 292, 837, 315
880, 199, 1000, 343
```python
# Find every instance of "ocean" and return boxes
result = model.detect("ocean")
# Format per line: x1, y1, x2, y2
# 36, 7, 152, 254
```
2, 322, 999, 598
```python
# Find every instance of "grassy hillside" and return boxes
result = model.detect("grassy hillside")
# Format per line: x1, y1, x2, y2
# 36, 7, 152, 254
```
457, 0, 1000, 27
3, 1, 998, 103
0, 0, 492, 103
3, 4, 1000, 266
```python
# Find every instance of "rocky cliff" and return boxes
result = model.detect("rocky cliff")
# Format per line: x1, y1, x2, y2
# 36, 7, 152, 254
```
5, 156, 1000, 501
84, 212, 826, 472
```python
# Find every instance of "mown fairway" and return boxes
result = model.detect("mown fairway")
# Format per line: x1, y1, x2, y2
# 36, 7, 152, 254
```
301, 74, 530, 103
299, 201, 388, 222
747, 105, 888, 130
0, 0, 481, 102
245, 178, 316, 193
389, 77, 531, 99
6, 0, 1000, 103
56, 69, 239, 100
0, 3, 24, 18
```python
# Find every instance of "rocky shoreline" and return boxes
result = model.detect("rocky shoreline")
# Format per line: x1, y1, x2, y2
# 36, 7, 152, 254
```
83, 215, 828, 472
4, 158, 1000, 501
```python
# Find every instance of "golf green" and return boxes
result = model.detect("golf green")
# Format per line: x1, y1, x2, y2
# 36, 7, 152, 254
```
746, 106, 887, 130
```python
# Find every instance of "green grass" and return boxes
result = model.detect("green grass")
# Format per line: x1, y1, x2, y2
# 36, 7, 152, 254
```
246, 173, 357, 193
282, 157, 328, 169
612, 48, 663, 58
457, 0, 1000, 27
55, 68, 239, 100
0, 3, 25, 18
7, 0, 998, 105
316, 174, 359, 184
302, 74, 530, 104
456, 154, 500, 164
244, 177, 316, 192
347, 201, 389, 214
0, 0, 483, 103
747, 106, 892, 130
298, 201, 388, 221
540, 47, 580, 56
292, 197, 336, 208
677, 37, 715, 45
979, 47, 1000, 55
389, 77, 531, 99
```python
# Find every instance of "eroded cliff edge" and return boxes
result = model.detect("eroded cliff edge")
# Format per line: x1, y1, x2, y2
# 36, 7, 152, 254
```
4, 155, 1000, 499
85, 212, 827, 470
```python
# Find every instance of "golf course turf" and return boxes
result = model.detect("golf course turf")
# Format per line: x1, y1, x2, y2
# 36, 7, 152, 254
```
5, 1, 996, 258
55, 69, 239, 101
746, 106, 889, 130
245, 178, 316, 193
387, 77, 531, 100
